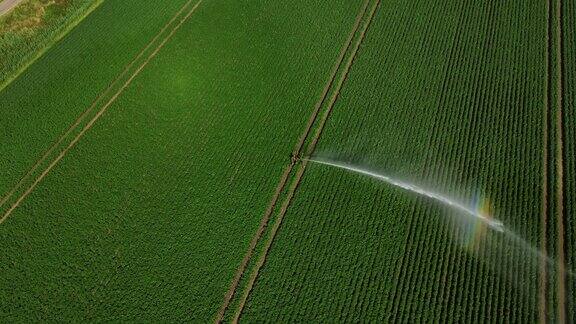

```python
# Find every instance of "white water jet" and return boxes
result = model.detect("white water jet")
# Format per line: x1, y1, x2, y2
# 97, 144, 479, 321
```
306, 158, 505, 233
307, 156, 575, 308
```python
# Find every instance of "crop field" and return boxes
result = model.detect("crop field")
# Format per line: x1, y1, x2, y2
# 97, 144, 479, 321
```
235, 0, 548, 321
0, 0, 574, 322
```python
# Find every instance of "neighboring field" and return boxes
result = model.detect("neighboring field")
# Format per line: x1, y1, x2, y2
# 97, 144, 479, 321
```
0, 0, 365, 321
0, 0, 101, 89
238, 0, 548, 322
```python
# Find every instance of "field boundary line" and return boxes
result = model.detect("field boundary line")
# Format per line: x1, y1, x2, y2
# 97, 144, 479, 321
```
554, 0, 566, 321
539, 0, 551, 321
288, 0, 367, 159
232, 1, 381, 321
212, 1, 372, 321
0, 0, 200, 209
0, 0, 204, 225
0, 0, 104, 93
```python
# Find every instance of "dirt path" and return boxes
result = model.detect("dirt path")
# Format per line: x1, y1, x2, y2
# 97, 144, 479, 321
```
213, 1, 372, 322
231, 1, 381, 322
0, 0, 24, 16
554, 0, 566, 321
0, 0, 203, 225
0, 0, 200, 210
539, 0, 551, 322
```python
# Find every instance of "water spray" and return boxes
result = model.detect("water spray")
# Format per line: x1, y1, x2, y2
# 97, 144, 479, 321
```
305, 156, 574, 309
305, 157, 505, 233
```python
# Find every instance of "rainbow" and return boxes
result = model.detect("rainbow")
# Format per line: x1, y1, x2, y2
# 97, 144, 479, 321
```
463, 192, 494, 250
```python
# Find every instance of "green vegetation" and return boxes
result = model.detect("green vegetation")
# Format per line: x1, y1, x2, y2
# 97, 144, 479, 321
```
0, 0, 102, 90
0, 0, 364, 321
0, 0, 198, 201
562, 0, 575, 321
238, 0, 548, 321
0, 0, 574, 322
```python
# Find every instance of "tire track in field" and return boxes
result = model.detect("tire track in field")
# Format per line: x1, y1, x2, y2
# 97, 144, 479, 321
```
540, 0, 551, 321
554, 0, 566, 321
231, 1, 381, 322
0, 0, 204, 225
0, 0, 200, 210
212, 1, 372, 322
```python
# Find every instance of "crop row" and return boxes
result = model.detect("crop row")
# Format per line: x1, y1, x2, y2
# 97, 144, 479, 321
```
561, 0, 575, 321
241, 0, 547, 322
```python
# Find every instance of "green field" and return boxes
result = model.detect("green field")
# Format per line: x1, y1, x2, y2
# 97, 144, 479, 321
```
0, 0, 574, 322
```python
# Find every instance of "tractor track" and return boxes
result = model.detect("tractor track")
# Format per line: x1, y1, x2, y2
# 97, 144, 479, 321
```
554, 0, 566, 321
213, 1, 372, 322
230, 0, 381, 322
